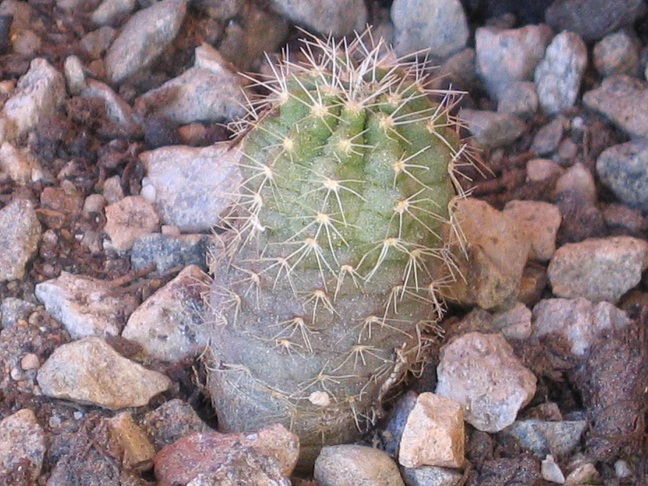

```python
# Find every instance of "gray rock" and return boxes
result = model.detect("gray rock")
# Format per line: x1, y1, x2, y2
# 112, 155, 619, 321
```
502, 419, 587, 457
268, 0, 367, 37
436, 332, 537, 433
491, 302, 533, 340
0, 409, 45, 483
105, 0, 187, 84
597, 139, 648, 211
2, 58, 66, 139
1, 298, 36, 328
530, 116, 565, 156
131, 233, 222, 273
141, 399, 209, 450
497, 81, 538, 119
37, 337, 172, 410
92, 0, 137, 26
35, 271, 138, 338
401, 466, 462, 486
135, 45, 247, 124
503, 200, 562, 262
80, 26, 116, 60
554, 162, 597, 205
582, 75, 648, 139
545, 0, 644, 42
104, 195, 160, 251
541, 455, 565, 484
547, 236, 648, 302
475, 25, 553, 101
81, 78, 139, 129
459, 109, 526, 149
314, 445, 405, 486
534, 31, 588, 115
391, 0, 469, 60
140, 143, 242, 232
427, 48, 478, 92
593, 30, 641, 77
122, 265, 210, 362
533, 297, 633, 357
0, 199, 41, 282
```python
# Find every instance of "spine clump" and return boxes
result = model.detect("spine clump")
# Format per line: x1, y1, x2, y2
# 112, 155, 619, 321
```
207, 31, 468, 466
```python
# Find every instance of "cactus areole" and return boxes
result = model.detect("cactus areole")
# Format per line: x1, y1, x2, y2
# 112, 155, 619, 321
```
207, 32, 466, 468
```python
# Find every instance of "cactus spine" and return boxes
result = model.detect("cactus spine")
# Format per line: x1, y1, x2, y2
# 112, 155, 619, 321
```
207, 32, 467, 467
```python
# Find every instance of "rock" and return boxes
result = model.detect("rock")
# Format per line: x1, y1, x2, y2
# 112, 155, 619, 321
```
141, 399, 209, 450
37, 337, 172, 410
105, 0, 187, 84
530, 116, 564, 155
104, 195, 160, 251
1, 297, 36, 328
135, 44, 247, 124
0, 198, 41, 282
593, 30, 640, 77
107, 412, 156, 471
381, 391, 418, 457
92, 0, 137, 26
491, 302, 533, 340
0, 141, 43, 184
526, 158, 564, 182
154, 424, 298, 486
458, 109, 526, 149
497, 81, 538, 119
547, 236, 648, 302
428, 48, 478, 93
475, 24, 553, 101
441, 198, 530, 310
603, 203, 646, 234
267, 0, 367, 37
35, 271, 138, 338
399, 393, 464, 468
541, 455, 565, 484
131, 233, 221, 273
0, 409, 45, 483
140, 143, 242, 232
391, 0, 468, 60
565, 462, 599, 485
436, 332, 537, 433
532, 297, 633, 357
314, 444, 405, 486
502, 419, 587, 457
80, 26, 116, 60
503, 200, 561, 262
597, 140, 648, 211
81, 78, 139, 129
534, 31, 588, 115
63, 55, 86, 95
545, 0, 644, 42
554, 162, 597, 205
2, 58, 66, 139
122, 265, 210, 362
583, 75, 648, 139
401, 466, 462, 486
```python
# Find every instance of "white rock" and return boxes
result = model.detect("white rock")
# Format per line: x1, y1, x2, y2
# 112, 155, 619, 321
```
92, 0, 137, 26
140, 143, 242, 232
314, 444, 405, 486
104, 195, 160, 251
436, 332, 537, 433
0, 409, 45, 482
399, 393, 464, 468
547, 236, 648, 302
122, 265, 210, 362
37, 337, 172, 410
504, 200, 561, 262
35, 271, 138, 338
63, 55, 87, 95
541, 455, 565, 484
0, 141, 43, 184
0, 198, 41, 282
532, 297, 632, 357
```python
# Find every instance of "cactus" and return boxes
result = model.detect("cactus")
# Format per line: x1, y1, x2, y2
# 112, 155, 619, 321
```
206, 32, 467, 468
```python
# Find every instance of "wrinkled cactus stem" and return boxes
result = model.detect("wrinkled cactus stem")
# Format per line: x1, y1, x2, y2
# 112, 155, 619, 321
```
206, 31, 468, 468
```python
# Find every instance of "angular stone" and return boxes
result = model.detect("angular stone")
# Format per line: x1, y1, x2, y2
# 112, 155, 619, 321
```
597, 139, 648, 211
141, 399, 209, 450
107, 412, 156, 471
104, 195, 160, 251
503, 419, 587, 458
267, 0, 367, 37
459, 109, 526, 149
504, 200, 561, 262
0, 409, 45, 483
0, 198, 41, 282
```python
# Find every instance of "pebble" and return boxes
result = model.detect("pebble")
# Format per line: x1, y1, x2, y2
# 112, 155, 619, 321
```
442, 198, 530, 309
554, 162, 597, 205
399, 392, 464, 468
547, 236, 648, 302
92, 0, 137, 26
497, 81, 538, 119
534, 31, 588, 115
391, 0, 468, 60
107, 412, 156, 471
458, 109, 526, 149
0, 141, 40, 184
104, 0, 187, 84
475, 24, 553, 101
80, 26, 116, 60
2, 58, 66, 139
37, 336, 172, 410
503, 200, 561, 262
491, 302, 533, 340
603, 203, 646, 234
104, 195, 160, 251
63, 55, 86, 95
154, 424, 298, 486
0, 409, 46, 483
502, 419, 587, 457
0, 198, 42, 282
102, 175, 125, 204
11, 29, 41, 57
135, 44, 247, 124
314, 444, 405, 486
140, 143, 242, 232
541, 455, 565, 484
582, 75, 648, 139
20, 352, 40, 370
81, 78, 139, 129
35, 271, 138, 338
530, 116, 564, 155
400, 466, 462, 486
565, 462, 599, 485
532, 297, 633, 357
593, 30, 640, 77
545, 0, 644, 42
131, 233, 221, 273
597, 139, 648, 211
140, 398, 209, 450
122, 265, 210, 362
526, 158, 564, 182
436, 332, 537, 433
0, 297, 36, 328
268, 0, 367, 37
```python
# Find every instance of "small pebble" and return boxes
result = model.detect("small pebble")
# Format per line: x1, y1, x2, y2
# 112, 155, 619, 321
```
314, 444, 405, 486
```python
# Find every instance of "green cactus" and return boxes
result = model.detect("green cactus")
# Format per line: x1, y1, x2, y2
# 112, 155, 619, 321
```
206, 32, 467, 468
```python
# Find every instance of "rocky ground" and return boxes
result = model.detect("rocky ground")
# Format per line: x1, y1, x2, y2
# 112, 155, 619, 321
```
1, 0, 648, 484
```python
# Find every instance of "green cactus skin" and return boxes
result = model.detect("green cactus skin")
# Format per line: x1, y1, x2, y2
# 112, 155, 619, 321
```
206, 32, 466, 468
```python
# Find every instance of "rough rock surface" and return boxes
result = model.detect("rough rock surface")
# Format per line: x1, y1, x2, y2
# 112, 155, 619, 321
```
0, 199, 41, 282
